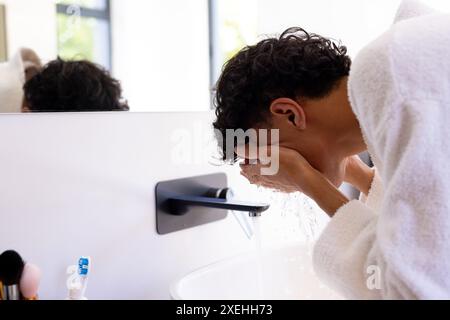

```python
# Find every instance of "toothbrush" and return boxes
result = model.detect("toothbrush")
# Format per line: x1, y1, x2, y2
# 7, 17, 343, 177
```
78, 256, 90, 298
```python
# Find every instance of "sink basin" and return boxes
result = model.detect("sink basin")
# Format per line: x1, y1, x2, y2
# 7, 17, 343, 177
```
170, 243, 343, 300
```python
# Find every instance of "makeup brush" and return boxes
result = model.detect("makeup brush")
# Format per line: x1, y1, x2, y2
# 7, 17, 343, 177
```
0, 250, 25, 300
20, 263, 41, 300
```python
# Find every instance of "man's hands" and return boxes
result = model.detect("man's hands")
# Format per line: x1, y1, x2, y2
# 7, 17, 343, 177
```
239, 147, 316, 194
238, 146, 349, 217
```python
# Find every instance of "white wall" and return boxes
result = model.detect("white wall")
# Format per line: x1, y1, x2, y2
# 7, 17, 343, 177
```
257, 0, 401, 57
0, 111, 329, 299
0, 0, 57, 61
0, 112, 258, 299
257, 0, 450, 58
111, 0, 211, 112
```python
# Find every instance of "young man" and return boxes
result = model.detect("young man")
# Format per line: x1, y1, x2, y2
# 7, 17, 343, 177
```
23, 58, 129, 112
213, 0, 450, 299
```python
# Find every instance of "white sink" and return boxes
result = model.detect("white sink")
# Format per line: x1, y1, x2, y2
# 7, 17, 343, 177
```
170, 243, 343, 300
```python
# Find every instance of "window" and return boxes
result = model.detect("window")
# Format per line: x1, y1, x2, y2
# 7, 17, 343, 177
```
208, 0, 258, 88
56, 0, 112, 70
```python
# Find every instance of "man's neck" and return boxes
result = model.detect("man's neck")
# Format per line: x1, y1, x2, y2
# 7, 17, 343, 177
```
324, 77, 366, 158
311, 77, 367, 186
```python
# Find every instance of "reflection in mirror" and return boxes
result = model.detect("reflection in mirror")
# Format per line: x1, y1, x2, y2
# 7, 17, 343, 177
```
209, 0, 257, 87
22, 58, 129, 112
0, 0, 257, 113
3, 0, 448, 113
57, 0, 111, 70
0, 0, 222, 113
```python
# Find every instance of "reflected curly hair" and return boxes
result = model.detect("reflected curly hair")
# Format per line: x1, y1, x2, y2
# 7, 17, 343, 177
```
24, 58, 129, 112
213, 27, 351, 162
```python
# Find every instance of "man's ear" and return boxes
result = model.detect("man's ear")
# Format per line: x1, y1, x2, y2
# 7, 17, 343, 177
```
269, 98, 306, 130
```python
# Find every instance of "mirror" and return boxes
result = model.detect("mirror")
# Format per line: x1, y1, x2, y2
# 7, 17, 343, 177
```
1, 0, 449, 113
0, 0, 256, 113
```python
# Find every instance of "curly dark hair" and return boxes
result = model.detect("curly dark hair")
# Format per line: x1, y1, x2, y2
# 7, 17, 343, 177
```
213, 27, 351, 162
24, 58, 129, 112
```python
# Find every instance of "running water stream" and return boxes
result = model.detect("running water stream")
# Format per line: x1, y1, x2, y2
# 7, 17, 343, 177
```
250, 188, 324, 298
252, 216, 265, 299
255, 187, 321, 242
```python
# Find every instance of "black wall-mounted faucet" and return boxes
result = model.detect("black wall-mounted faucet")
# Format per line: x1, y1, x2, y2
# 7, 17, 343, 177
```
155, 173, 270, 235
167, 189, 270, 217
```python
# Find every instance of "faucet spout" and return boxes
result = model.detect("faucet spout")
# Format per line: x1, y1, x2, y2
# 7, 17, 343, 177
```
168, 195, 270, 217
249, 212, 262, 218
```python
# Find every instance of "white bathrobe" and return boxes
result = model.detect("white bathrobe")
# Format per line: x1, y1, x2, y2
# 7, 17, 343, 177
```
0, 48, 41, 113
0, 51, 25, 113
313, 0, 450, 299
